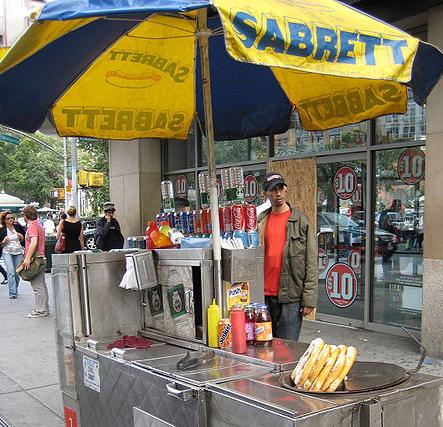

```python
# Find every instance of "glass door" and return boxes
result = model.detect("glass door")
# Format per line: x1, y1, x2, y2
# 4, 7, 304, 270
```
316, 155, 367, 326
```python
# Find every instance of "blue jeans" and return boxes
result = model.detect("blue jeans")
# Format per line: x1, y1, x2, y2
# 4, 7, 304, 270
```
265, 296, 303, 341
2, 252, 23, 297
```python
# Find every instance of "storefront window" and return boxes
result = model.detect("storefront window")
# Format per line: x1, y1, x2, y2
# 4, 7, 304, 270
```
375, 91, 426, 145
371, 147, 425, 329
200, 136, 267, 167
164, 172, 197, 211
316, 160, 367, 322
274, 113, 367, 156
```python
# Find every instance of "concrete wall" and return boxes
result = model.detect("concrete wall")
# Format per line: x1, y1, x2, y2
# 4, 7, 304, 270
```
422, 4, 443, 358
109, 139, 161, 240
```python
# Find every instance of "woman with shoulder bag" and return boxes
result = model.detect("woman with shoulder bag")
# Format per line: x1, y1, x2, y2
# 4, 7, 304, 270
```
21, 205, 49, 318
56, 206, 84, 253
0, 211, 25, 299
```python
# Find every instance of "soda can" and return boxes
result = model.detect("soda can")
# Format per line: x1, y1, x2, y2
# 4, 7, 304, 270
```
218, 319, 232, 349
219, 207, 224, 233
199, 209, 207, 235
180, 211, 189, 234
155, 213, 163, 229
244, 204, 257, 231
167, 212, 176, 229
204, 208, 212, 234
188, 211, 195, 235
222, 206, 233, 232
194, 210, 202, 235
231, 204, 245, 231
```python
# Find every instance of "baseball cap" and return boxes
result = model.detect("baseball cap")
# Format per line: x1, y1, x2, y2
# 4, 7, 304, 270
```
263, 172, 287, 192
103, 202, 116, 212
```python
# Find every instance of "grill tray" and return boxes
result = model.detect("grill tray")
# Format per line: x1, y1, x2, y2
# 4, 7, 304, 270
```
279, 361, 410, 395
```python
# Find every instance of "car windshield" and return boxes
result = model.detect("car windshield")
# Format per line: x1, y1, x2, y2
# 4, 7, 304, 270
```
320, 212, 360, 228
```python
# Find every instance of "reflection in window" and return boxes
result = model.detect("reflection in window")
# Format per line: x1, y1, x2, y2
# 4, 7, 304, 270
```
375, 90, 426, 145
200, 136, 267, 167
274, 112, 367, 156
164, 172, 197, 211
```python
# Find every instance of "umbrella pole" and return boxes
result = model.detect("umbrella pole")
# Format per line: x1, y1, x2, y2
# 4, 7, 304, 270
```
197, 9, 224, 313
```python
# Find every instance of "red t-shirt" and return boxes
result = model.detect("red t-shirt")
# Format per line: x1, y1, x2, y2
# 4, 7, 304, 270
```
264, 209, 291, 296
25, 219, 46, 257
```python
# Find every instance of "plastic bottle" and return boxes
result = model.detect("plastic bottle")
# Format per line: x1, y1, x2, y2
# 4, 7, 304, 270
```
159, 221, 171, 236
230, 304, 247, 354
244, 304, 255, 345
145, 221, 158, 250
151, 221, 173, 248
255, 304, 273, 347
207, 299, 221, 348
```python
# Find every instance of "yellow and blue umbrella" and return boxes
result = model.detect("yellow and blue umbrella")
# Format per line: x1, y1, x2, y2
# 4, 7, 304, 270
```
0, 0, 442, 140
0, 0, 441, 305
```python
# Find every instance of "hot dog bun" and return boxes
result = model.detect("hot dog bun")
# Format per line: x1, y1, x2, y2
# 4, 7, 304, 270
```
295, 338, 324, 387
326, 346, 357, 392
310, 345, 340, 392
302, 343, 330, 390
320, 345, 348, 391
291, 341, 315, 382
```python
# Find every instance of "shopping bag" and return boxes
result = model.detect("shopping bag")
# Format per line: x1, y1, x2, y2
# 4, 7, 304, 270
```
16, 256, 46, 281
55, 233, 66, 254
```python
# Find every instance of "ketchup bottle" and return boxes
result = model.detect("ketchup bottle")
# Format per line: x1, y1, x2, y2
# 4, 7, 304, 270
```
230, 304, 246, 354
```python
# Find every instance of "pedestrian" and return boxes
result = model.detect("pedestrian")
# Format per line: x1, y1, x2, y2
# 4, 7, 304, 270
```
257, 172, 318, 341
0, 217, 7, 284
43, 212, 56, 236
22, 205, 49, 318
0, 211, 25, 298
95, 202, 124, 251
56, 206, 84, 253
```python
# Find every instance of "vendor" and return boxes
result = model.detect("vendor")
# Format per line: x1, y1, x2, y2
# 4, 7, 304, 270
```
258, 173, 318, 341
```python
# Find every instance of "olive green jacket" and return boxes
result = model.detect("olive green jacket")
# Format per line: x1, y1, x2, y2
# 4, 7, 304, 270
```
258, 206, 318, 307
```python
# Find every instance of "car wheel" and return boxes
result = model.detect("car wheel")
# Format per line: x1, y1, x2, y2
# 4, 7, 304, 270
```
85, 235, 96, 250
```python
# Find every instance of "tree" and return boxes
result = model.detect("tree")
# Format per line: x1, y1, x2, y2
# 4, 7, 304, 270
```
77, 138, 110, 216
0, 132, 64, 205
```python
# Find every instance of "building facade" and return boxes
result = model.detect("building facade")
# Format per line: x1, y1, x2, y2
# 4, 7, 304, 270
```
108, 3, 443, 357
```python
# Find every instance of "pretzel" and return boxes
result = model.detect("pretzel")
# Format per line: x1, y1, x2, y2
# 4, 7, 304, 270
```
302, 343, 330, 390
320, 345, 348, 391
310, 345, 340, 392
294, 338, 324, 387
326, 346, 357, 392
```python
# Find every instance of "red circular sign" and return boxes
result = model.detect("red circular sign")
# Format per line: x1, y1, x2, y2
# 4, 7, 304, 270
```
347, 248, 361, 275
244, 175, 259, 203
325, 262, 357, 308
333, 167, 357, 200
397, 148, 425, 185
175, 175, 188, 198
318, 248, 329, 274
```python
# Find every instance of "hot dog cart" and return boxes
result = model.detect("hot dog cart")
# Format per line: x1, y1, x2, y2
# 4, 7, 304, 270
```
51, 249, 443, 427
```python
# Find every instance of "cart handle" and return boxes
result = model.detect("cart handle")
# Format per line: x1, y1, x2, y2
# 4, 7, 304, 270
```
166, 382, 195, 402
402, 326, 427, 373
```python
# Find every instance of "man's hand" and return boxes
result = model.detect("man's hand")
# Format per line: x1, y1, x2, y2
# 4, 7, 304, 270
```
105, 214, 112, 223
301, 306, 314, 317
23, 257, 31, 270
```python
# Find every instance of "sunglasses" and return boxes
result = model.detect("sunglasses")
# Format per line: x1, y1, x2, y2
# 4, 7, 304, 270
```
5, 216, 14, 220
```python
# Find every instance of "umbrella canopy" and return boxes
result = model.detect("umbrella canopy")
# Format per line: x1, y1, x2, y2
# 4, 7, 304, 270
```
0, 0, 442, 140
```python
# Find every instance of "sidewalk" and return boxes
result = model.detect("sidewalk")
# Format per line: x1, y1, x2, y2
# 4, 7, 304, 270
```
0, 269, 441, 426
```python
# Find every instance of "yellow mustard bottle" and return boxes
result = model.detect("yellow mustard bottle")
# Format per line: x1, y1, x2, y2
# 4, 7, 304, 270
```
207, 299, 221, 348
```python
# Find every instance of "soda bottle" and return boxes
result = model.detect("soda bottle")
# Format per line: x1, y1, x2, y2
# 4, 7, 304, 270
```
230, 304, 246, 354
244, 304, 255, 345
160, 180, 175, 213
245, 204, 259, 247
229, 167, 245, 204
174, 212, 182, 232
255, 304, 273, 347
199, 208, 207, 237
221, 205, 233, 238
188, 211, 195, 235
145, 221, 158, 250
194, 210, 202, 236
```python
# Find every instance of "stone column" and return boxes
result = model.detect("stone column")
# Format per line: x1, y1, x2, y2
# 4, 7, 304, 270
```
422, 5, 443, 358
108, 139, 162, 240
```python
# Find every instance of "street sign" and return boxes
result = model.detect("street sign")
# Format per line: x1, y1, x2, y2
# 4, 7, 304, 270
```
0, 133, 19, 145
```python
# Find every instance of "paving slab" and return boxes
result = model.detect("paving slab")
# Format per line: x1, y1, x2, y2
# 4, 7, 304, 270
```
27, 384, 64, 419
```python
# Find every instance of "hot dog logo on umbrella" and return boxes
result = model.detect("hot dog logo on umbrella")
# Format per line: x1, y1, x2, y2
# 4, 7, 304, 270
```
105, 70, 162, 89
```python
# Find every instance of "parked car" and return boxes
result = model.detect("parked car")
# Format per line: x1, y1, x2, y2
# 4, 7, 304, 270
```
318, 212, 397, 255
83, 228, 97, 250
